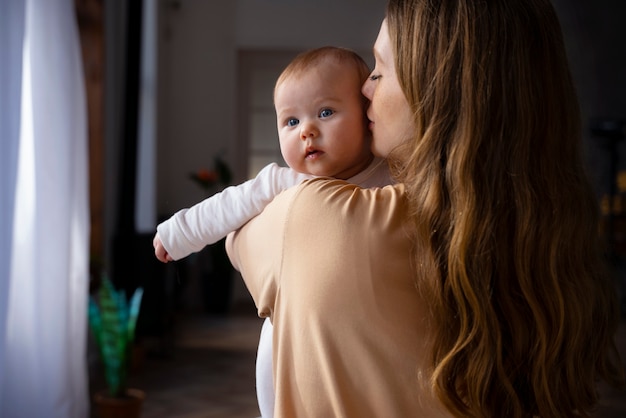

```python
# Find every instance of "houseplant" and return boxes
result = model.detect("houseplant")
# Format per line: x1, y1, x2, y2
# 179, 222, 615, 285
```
189, 155, 233, 193
88, 274, 145, 418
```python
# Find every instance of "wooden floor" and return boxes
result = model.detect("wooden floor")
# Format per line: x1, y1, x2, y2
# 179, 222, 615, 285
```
89, 302, 626, 418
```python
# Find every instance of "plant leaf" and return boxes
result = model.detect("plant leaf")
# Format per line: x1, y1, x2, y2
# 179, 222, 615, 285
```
127, 288, 144, 341
91, 275, 135, 397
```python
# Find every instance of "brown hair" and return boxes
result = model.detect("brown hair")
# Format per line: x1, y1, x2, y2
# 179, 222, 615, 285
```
274, 46, 371, 109
386, 0, 624, 416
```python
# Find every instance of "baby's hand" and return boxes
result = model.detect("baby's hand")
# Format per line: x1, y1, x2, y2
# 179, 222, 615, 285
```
153, 233, 173, 263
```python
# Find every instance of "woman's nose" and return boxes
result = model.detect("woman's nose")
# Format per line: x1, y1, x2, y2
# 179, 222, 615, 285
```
361, 79, 372, 100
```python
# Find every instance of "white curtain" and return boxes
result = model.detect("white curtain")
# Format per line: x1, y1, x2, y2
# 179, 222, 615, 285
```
0, 0, 90, 416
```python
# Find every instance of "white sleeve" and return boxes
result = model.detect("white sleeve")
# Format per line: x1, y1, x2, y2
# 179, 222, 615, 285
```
156, 163, 312, 261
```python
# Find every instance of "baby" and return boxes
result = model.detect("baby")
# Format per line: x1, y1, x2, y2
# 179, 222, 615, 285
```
153, 46, 392, 417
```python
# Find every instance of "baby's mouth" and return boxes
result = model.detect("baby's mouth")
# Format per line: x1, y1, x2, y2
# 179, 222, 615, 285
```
306, 148, 322, 159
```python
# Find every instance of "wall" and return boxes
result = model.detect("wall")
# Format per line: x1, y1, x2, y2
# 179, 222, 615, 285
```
235, 0, 384, 49
552, 0, 626, 196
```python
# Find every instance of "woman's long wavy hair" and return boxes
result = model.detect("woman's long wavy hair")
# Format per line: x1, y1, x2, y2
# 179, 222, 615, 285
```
386, 0, 624, 416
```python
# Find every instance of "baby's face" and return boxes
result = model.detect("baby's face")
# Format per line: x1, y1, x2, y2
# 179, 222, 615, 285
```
274, 62, 373, 179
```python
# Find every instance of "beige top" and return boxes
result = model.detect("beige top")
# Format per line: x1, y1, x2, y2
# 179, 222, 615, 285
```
226, 178, 451, 418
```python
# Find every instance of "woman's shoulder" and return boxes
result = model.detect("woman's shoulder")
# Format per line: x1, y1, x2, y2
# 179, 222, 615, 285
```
286, 178, 408, 222
302, 177, 404, 200
251, 178, 408, 233
296, 177, 404, 198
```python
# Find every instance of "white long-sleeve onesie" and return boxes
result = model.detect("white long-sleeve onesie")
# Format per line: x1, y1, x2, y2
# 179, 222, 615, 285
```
156, 158, 392, 418
157, 163, 311, 261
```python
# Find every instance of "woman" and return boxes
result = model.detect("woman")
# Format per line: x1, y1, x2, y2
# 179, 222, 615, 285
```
227, 0, 624, 416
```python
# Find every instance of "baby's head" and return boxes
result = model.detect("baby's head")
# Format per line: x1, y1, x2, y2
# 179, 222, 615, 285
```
273, 47, 374, 179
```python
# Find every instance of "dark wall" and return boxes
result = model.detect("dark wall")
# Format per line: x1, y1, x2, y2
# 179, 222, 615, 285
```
553, 0, 626, 197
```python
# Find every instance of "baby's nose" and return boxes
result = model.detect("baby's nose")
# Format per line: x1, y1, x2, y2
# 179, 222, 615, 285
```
300, 121, 318, 140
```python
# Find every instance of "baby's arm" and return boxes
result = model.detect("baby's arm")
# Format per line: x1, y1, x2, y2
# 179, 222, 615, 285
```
155, 163, 312, 262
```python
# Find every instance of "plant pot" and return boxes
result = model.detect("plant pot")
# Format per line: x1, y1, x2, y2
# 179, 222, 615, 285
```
93, 388, 145, 418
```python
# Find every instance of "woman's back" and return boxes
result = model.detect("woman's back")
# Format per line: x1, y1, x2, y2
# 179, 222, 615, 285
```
227, 179, 450, 417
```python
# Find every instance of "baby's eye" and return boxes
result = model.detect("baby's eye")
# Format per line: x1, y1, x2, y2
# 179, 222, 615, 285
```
369, 74, 382, 81
319, 108, 334, 118
287, 118, 299, 127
